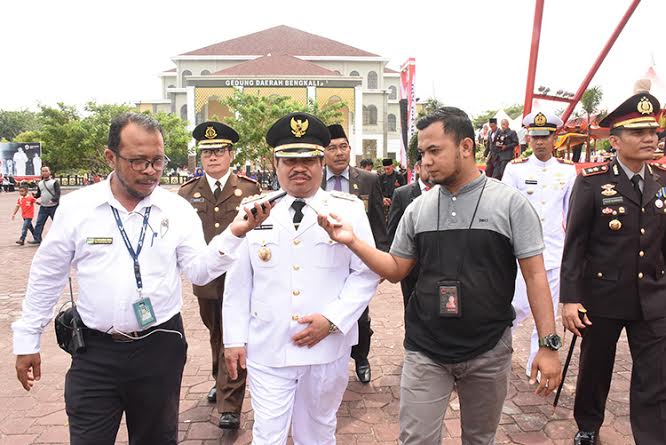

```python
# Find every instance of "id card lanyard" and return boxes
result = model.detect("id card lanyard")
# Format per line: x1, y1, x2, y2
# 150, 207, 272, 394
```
436, 177, 487, 280
112, 206, 157, 328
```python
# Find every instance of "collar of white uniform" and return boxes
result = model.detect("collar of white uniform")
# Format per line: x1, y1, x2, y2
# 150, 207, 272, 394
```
529, 154, 558, 168
282, 188, 328, 213
99, 171, 166, 214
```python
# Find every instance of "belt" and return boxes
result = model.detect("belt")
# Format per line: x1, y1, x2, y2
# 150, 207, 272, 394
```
85, 313, 182, 343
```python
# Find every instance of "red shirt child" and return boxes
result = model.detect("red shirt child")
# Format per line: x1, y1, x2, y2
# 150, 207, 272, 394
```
17, 194, 37, 219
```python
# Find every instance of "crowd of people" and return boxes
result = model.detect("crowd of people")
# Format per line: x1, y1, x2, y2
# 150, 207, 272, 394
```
8, 86, 666, 445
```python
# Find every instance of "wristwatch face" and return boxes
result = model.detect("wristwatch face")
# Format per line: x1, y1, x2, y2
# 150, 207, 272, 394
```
543, 334, 562, 350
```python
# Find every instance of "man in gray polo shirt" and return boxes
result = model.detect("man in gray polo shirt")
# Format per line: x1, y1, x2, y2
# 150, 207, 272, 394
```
319, 107, 562, 445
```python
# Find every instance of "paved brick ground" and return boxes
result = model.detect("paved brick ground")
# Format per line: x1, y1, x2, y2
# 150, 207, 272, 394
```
0, 188, 635, 444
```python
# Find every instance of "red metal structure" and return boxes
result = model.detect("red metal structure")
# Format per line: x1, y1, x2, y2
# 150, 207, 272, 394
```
523, 0, 642, 120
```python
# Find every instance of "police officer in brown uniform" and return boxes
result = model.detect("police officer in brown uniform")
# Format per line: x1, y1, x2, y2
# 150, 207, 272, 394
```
178, 121, 260, 429
560, 92, 666, 445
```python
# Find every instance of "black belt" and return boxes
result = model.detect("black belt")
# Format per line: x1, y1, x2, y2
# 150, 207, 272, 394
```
85, 313, 182, 343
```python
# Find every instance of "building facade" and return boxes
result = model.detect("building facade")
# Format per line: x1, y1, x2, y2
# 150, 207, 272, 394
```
137, 26, 403, 165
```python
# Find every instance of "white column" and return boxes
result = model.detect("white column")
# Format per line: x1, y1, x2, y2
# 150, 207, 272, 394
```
186, 86, 196, 157
307, 85, 316, 104
354, 85, 363, 160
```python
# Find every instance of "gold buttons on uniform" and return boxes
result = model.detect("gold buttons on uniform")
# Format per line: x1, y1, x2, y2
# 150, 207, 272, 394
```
641, 228, 646, 235
215, 222, 220, 228
597, 272, 603, 278
214, 207, 219, 212
642, 207, 646, 213
291, 314, 300, 321
293, 264, 300, 271
639, 251, 645, 257
293, 290, 300, 296
293, 239, 301, 245
638, 272, 644, 279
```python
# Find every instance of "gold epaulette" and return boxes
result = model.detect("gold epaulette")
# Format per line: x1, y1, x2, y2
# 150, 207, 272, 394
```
649, 162, 666, 171
240, 192, 270, 204
511, 157, 529, 164
556, 158, 574, 165
238, 174, 257, 183
329, 190, 358, 201
178, 176, 199, 189
582, 164, 609, 177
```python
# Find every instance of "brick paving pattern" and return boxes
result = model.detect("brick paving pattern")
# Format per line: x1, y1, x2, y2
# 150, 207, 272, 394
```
0, 188, 635, 444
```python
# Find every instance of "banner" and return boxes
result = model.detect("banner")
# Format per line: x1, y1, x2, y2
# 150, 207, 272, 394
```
0, 142, 42, 179
400, 58, 416, 178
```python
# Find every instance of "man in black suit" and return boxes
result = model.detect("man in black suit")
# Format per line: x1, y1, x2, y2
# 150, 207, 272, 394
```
322, 124, 389, 384
492, 119, 519, 180
387, 159, 433, 307
561, 92, 666, 445
483, 118, 499, 177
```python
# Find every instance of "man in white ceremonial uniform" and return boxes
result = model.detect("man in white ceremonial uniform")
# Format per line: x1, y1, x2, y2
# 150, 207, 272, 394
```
223, 112, 379, 445
502, 111, 577, 375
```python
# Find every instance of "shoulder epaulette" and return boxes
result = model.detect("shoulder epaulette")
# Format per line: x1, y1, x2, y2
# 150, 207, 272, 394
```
581, 163, 609, 177
556, 158, 574, 165
649, 162, 666, 171
238, 175, 257, 183
178, 177, 199, 189
330, 190, 358, 201
511, 157, 529, 164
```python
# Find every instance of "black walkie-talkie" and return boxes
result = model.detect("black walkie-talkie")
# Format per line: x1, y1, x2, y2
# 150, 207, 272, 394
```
68, 277, 86, 353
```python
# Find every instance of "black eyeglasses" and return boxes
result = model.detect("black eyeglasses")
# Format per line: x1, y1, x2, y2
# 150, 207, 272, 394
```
200, 148, 232, 158
117, 154, 170, 172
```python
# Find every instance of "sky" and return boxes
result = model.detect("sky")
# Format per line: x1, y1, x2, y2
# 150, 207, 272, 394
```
1, 0, 664, 118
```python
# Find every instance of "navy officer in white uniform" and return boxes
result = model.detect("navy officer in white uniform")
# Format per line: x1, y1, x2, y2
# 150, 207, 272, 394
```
12, 113, 270, 445
502, 110, 577, 375
223, 112, 379, 445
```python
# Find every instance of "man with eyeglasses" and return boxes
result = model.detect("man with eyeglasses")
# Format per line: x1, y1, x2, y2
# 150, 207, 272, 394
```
321, 124, 388, 384
178, 121, 260, 430
12, 113, 271, 445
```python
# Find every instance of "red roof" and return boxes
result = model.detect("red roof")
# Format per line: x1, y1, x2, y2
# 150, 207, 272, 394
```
181, 25, 378, 57
384, 67, 399, 74
212, 55, 340, 76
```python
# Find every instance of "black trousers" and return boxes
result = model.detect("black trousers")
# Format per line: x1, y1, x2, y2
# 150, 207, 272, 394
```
65, 314, 187, 445
351, 307, 373, 362
574, 316, 666, 444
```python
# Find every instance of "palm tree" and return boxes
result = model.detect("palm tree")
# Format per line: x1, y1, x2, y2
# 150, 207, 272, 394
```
580, 86, 603, 162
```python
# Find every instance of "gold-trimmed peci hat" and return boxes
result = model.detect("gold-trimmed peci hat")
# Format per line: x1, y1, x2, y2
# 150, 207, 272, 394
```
266, 112, 330, 158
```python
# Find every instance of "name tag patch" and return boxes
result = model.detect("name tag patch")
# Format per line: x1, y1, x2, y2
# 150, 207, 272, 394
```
602, 197, 624, 205
87, 237, 113, 245
525, 179, 538, 185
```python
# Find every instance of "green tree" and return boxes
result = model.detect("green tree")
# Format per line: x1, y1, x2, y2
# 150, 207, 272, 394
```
504, 104, 524, 120
407, 98, 445, 165
223, 91, 345, 168
152, 111, 190, 169
472, 109, 498, 129
29, 102, 189, 175
580, 86, 603, 162
0, 109, 41, 141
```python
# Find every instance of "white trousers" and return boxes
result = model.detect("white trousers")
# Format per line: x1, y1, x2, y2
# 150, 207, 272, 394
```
247, 350, 350, 445
512, 268, 560, 375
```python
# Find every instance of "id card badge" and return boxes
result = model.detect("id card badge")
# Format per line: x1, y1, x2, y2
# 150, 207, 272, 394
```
438, 280, 462, 318
133, 297, 157, 328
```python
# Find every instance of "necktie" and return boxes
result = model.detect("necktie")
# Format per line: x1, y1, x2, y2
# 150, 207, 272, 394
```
333, 175, 343, 192
291, 199, 306, 229
214, 181, 221, 200
631, 175, 642, 200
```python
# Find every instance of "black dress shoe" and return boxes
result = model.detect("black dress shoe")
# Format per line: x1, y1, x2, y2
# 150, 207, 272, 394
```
355, 359, 371, 384
218, 412, 240, 430
207, 386, 217, 403
574, 430, 597, 445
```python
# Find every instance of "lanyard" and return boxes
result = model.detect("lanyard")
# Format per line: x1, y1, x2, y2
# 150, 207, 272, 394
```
437, 177, 487, 279
111, 206, 152, 293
